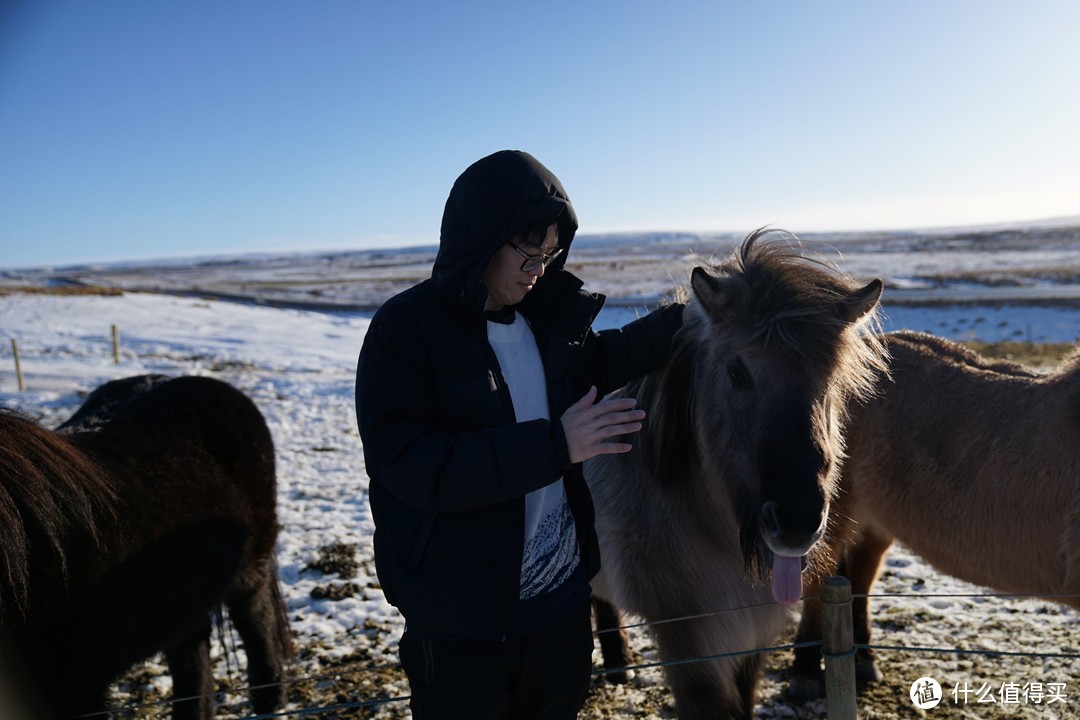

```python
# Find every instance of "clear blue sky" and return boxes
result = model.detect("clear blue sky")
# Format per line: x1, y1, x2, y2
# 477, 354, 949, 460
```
3, 1, 1079, 268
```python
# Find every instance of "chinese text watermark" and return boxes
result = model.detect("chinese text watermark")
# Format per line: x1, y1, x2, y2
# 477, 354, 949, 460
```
910, 677, 1068, 709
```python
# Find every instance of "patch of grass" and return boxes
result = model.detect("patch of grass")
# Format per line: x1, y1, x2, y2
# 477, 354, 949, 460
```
304, 541, 360, 579
962, 341, 1075, 368
0, 285, 123, 297
926, 268, 1080, 285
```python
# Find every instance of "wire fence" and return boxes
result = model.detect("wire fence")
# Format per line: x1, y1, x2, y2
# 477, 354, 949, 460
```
80, 586, 1079, 719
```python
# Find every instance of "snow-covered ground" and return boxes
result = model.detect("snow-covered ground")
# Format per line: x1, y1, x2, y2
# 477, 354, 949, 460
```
1, 236, 1078, 718
0, 293, 388, 641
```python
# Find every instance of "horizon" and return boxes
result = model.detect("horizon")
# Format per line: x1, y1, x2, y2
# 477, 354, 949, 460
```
4, 211, 1079, 273
3, 2, 1079, 269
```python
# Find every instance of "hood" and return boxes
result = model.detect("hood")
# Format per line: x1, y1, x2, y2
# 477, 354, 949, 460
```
431, 150, 579, 313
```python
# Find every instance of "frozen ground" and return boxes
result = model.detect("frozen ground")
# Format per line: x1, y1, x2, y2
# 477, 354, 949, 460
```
1, 228, 1078, 718
5, 224, 1080, 312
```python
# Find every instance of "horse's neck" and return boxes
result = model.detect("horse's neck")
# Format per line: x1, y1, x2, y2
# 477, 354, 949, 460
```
632, 339, 700, 486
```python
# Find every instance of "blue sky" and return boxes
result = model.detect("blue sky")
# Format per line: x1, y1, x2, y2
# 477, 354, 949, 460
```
2, 1, 1079, 268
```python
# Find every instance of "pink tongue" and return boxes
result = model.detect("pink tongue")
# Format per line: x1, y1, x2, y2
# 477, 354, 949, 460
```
771, 555, 803, 604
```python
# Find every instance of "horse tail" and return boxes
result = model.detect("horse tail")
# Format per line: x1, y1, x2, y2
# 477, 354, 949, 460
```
270, 560, 296, 662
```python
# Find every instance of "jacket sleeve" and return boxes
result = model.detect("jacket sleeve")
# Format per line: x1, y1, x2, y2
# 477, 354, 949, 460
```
356, 305, 565, 514
579, 302, 686, 397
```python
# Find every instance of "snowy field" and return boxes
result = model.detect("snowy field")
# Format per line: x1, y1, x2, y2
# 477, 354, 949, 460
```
1, 229, 1079, 718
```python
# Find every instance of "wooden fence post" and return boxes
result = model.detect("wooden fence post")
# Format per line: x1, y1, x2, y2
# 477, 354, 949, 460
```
11, 339, 26, 392
111, 324, 120, 364
822, 575, 857, 720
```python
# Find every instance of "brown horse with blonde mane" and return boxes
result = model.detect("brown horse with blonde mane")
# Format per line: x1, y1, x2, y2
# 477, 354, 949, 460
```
791, 330, 1080, 692
587, 230, 887, 719
0, 375, 293, 719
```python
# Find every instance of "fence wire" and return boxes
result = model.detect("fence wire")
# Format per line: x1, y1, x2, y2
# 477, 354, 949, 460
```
87, 588, 1079, 719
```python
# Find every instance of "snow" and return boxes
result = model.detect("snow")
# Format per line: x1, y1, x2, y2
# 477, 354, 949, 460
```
0, 293, 395, 649
1, 234, 1078, 717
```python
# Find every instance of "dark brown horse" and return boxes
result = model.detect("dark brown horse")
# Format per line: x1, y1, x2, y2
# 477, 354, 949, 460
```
790, 330, 1080, 695
587, 231, 887, 719
0, 375, 293, 719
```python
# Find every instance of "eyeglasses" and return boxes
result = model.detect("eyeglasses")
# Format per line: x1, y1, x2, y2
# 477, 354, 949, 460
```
507, 241, 563, 273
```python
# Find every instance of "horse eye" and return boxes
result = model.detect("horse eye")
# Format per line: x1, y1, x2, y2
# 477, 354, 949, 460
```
727, 362, 750, 390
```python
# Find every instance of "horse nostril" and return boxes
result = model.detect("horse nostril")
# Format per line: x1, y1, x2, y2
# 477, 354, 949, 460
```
761, 500, 827, 548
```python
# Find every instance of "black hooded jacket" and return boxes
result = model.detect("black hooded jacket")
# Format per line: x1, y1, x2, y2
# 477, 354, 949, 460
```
355, 150, 683, 640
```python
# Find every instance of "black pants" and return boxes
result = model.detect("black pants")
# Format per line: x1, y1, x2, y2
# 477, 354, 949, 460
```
399, 600, 593, 720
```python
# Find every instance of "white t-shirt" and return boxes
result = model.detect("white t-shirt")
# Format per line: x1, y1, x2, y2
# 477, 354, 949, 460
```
486, 312, 581, 601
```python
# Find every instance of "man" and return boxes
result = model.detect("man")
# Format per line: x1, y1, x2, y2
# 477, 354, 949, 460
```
355, 150, 683, 718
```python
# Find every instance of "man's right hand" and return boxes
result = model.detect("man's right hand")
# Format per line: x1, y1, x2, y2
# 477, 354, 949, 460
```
559, 386, 645, 464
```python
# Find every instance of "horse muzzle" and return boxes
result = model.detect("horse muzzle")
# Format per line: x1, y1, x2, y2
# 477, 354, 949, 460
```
760, 499, 828, 556
760, 500, 828, 604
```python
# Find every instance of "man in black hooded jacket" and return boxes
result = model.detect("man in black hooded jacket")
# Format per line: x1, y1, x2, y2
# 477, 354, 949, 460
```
355, 150, 684, 718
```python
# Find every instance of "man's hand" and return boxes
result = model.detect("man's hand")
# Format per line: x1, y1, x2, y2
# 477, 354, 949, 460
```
560, 386, 645, 464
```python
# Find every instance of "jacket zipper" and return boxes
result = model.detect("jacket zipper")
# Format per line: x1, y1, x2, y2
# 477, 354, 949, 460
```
482, 340, 523, 641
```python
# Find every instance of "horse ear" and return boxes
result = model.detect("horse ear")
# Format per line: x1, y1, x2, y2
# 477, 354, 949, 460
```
690, 266, 734, 317
838, 278, 883, 324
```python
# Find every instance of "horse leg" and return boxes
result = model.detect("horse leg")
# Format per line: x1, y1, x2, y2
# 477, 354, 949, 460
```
665, 657, 761, 720
788, 510, 854, 700
841, 528, 894, 685
790, 526, 893, 695
164, 621, 215, 720
591, 596, 632, 684
226, 560, 292, 713
789, 568, 828, 700
653, 621, 757, 720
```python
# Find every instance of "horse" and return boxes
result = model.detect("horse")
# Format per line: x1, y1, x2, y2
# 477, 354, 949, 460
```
0, 374, 293, 719
790, 330, 1080, 693
586, 230, 887, 719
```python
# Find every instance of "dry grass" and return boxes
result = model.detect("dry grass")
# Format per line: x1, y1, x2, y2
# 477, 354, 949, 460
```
963, 341, 1075, 368
0, 285, 123, 297
926, 268, 1080, 286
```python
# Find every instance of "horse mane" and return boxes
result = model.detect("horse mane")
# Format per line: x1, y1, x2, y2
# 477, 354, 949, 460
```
1058, 345, 1080, 429
0, 409, 117, 622
628, 318, 698, 484
1063, 344, 1080, 373
889, 332, 1080, 428
634, 229, 889, 486
58, 373, 171, 433
887, 330, 1043, 378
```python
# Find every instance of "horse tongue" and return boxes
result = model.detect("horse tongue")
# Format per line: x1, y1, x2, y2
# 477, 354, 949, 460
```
771, 555, 803, 604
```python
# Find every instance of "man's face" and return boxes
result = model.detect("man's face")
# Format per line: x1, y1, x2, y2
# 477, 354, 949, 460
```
482, 223, 559, 311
